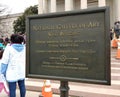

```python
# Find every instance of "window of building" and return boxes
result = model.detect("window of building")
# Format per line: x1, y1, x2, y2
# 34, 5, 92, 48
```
57, 0, 65, 12
73, 0, 80, 10
88, 0, 98, 8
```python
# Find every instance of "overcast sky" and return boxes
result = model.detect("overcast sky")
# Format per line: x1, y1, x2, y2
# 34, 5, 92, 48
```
0, 0, 38, 15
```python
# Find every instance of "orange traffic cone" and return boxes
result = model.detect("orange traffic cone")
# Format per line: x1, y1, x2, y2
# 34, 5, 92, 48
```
116, 36, 120, 59
111, 33, 118, 48
42, 80, 53, 97
41, 80, 46, 97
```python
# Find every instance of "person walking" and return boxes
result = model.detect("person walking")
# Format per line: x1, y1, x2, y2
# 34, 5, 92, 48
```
0, 34, 26, 97
0, 38, 5, 50
114, 21, 120, 38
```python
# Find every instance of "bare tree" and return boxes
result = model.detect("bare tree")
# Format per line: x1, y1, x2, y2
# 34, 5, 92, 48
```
0, 4, 6, 14
0, 4, 11, 15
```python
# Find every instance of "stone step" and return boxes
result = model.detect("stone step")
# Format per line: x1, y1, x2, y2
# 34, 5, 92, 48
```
25, 66, 120, 96
25, 76, 120, 96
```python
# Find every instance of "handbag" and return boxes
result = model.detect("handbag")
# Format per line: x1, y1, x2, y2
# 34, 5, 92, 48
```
0, 74, 9, 95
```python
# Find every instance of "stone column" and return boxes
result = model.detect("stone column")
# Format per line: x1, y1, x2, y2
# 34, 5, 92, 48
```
43, 0, 48, 13
114, 0, 120, 21
38, 0, 44, 14
65, 0, 73, 11
81, 0, 87, 9
98, 0, 106, 7
50, 0, 56, 12
38, 0, 48, 14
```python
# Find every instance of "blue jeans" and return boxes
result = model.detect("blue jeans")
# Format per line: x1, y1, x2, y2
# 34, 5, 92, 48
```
8, 79, 26, 97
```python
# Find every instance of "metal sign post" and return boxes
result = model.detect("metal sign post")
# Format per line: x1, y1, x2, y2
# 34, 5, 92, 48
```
60, 81, 69, 97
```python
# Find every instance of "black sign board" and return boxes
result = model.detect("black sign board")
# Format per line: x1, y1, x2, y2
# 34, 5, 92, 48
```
26, 7, 110, 85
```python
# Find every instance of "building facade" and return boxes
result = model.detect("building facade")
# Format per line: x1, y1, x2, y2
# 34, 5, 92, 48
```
0, 0, 120, 38
0, 13, 22, 38
38, 0, 120, 28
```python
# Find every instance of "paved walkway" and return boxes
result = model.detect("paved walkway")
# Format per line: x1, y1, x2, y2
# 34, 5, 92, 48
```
0, 89, 60, 97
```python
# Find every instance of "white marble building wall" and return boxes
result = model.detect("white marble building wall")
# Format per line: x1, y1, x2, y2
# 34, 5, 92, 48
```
0, 13, 22, 38
38, 0, 120, 28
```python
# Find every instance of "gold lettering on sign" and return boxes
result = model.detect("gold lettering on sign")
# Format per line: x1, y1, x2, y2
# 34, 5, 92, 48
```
48, 31, 80, 37
32, 22, 100, 31
32, 20, 100, 71
36, 50, 96, 54
49, 55, 79, 62
42, 61, 88, 70
42, 65, 88, 70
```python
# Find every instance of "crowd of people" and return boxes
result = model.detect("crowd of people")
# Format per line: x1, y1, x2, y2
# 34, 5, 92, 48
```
0, 33, 26, 97
110, 21, 120, 40
0, 37, 10, 50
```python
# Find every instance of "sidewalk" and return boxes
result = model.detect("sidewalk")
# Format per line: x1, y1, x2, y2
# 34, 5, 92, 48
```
0, 89, 60, 97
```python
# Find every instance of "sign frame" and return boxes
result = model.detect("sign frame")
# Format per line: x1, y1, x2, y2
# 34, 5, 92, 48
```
26, 7, 111, 85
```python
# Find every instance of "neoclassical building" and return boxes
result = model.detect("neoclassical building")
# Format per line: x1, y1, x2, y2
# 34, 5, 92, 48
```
38, 0, 120, 28
0, 0, 119, 38
0, 13, 22, 38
